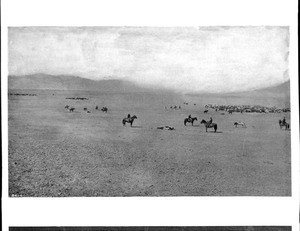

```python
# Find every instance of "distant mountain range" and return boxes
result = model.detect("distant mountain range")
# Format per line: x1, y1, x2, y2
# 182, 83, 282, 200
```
8, 73, 150, 92
8, 73, 290, 107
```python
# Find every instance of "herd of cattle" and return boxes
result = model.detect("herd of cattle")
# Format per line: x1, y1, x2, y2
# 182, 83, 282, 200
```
205, 104, 290, 113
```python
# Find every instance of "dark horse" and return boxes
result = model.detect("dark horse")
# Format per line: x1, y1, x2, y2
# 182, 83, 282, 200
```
200, 119, 217, 132
184, 117, 197, 126
279, 119, 289, 130
203, 110, 208, 113
122, 115, 137, 127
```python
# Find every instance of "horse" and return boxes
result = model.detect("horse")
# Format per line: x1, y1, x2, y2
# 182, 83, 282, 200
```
228, 110, 234, 114
184, 117, 197, 126
65, 105, 69, 109
200, 119, 218, 132
122, 115, 137, 127
279, 119, 289, 130
69, 107, 75, 112
234, 122, 246, 128
101, 107, 108, 113
203, 110, 208, 113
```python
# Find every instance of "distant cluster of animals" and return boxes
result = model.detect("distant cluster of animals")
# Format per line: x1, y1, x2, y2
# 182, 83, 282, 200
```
64, 105, 108, 113
166, 105, 181, 110
205, 104, 290, 114
9, 93, 37, 96
66, 97, 88, 100
165, 102, 199, 110
95, 106, 108, 113
65, 105, 75, 112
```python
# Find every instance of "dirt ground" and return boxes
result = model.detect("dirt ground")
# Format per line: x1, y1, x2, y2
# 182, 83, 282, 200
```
8, 89, 291, 196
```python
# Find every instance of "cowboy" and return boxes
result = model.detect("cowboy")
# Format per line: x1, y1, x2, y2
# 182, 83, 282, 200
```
282, 117, 286, 125
209, 117, 213, 124
127, 114, 131, 118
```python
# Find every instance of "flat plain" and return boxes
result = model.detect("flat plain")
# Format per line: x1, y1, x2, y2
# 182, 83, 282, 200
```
8, 81, 291, 197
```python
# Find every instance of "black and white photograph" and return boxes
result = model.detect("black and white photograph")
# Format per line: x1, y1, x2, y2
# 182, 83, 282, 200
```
1, 1, 299, 231
8, 26, 291, 197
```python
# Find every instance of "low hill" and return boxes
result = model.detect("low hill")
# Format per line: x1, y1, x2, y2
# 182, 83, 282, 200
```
184, 80, 290, 108
8, 74, 150, 93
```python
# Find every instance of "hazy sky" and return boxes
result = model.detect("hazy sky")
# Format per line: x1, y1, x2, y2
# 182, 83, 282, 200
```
8, 27, 289, 93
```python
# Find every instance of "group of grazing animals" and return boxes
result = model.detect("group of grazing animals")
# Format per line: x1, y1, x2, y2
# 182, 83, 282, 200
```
65, 105, 108, 114
168, 105, 181, 110
95, 106, 108, 112
65, 105, 75, 112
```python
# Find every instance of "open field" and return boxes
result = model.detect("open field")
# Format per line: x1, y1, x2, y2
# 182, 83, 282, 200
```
8, 89, 291, 196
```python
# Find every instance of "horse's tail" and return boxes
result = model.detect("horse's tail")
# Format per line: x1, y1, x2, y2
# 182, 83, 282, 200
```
122, 119, 125, 125
184, 119, 187, 126
214, 124, 217, 132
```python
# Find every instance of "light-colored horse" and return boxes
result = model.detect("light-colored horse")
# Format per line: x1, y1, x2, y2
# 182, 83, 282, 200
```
234, 122, 246, 128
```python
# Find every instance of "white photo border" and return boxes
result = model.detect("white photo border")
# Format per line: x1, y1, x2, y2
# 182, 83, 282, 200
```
1, 0, 299, 230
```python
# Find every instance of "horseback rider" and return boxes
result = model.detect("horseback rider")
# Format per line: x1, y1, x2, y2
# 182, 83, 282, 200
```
282, 117, 286, 125
127, 114, 131, 119
188, 115, 192, 121
209, 117, 213, 124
